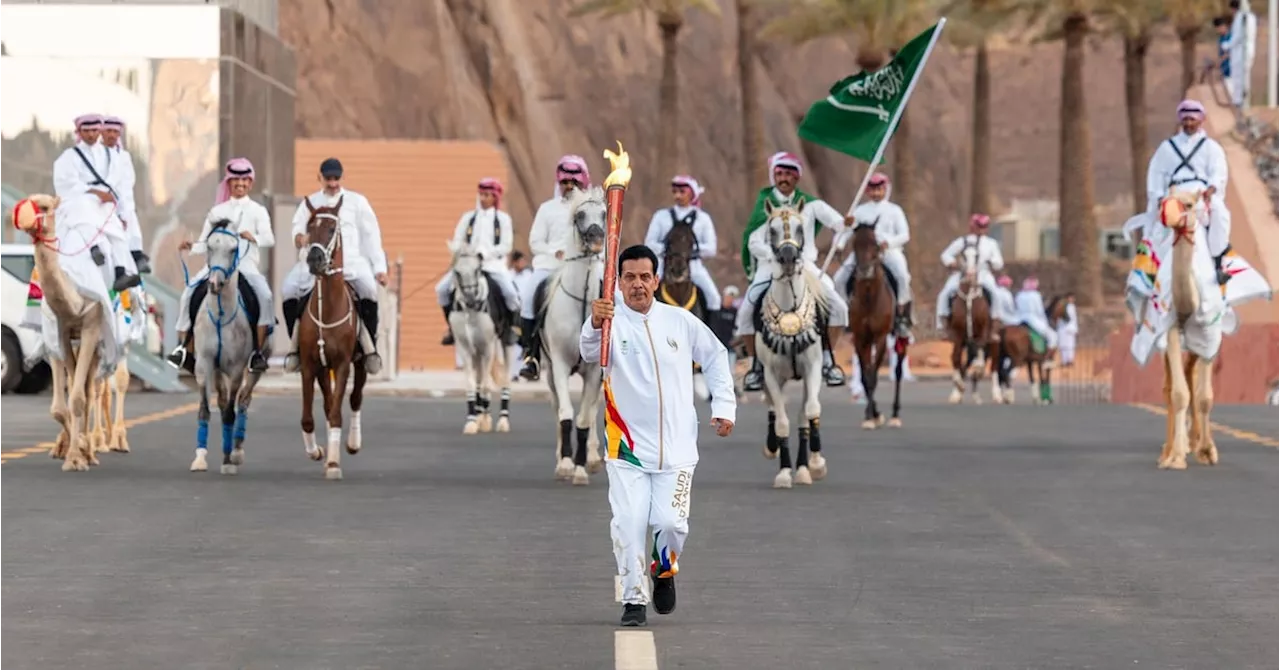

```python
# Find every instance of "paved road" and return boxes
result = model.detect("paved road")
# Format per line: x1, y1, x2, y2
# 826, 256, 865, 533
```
2, 387, 1276, 669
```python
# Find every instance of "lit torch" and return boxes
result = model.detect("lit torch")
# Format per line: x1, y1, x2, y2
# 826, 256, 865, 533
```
600, 140, 632, 368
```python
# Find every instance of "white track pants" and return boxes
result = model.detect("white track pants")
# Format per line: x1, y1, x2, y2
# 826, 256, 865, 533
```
607, 460, 693, 606
519, 268, 553, 320
282, 262, 378, 301
656, 258, 722, 311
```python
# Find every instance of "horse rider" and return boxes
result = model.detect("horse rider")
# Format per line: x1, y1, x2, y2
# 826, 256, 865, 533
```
644, 174, 721, 311
438, 177, 519, 345
832, 171, 914, 337
167, 157, 276, 373
518, 154, 592, 382
738, 151, 851, 391
1014, 275, 1058, 356
580, 244, 736, 628
101, 115, 152, 275
51, 113, 142, 293
1140, 99, 1232, 282
935, 213, 1004, 330
991, 273, 1020, 331
282, 157, 389, 372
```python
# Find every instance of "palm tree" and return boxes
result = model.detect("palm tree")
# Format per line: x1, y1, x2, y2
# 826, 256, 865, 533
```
568, 0, 722, 200
1166, 0, 1218, 93
1097, 0, 1164, 214
1016, 0, 1103, 307
942, 0, 1020, 217
759, 0, 936, 261
738, 0, 766, 202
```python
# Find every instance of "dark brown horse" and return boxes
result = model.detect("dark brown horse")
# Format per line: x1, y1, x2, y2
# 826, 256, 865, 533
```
994, 294, 1068, 405
298, 197, 367, 480
655, 220, 706, 322
846, 222, 906, 428
946, 257, 992, 404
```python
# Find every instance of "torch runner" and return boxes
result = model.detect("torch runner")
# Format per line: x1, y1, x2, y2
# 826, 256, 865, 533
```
599, 141, 632, 368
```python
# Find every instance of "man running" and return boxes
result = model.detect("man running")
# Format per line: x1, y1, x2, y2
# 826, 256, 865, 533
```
580, 244, 736, 628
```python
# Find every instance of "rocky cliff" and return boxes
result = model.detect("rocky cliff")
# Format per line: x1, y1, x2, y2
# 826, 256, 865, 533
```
280, 0, 1191, 292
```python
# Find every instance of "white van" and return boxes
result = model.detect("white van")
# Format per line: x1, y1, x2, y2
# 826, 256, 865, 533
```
1, 243, 51, 393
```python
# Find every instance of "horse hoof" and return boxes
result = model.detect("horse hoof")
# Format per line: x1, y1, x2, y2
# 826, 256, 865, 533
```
463, 420, 478, 435
308, 449, 324, 462
773, 469, 793, 489
496, 417, 510, 433
973, 395, 984, 406
861, 420, 877, 430
794, 466, 813, 486
876, 414, 887, 426
221, 463, 238, 476
763, 444, 778, 460
948, 389, 963, 404
555, 457, 575, 481
587, 455, 604, 474
325, 466, 343, 480
478, 415, 493, 433
229, 448, 245, 466
809, 454, 828, 480
888, 417, 903, 428
571, 466, 590, 486
190, 450, 209, 472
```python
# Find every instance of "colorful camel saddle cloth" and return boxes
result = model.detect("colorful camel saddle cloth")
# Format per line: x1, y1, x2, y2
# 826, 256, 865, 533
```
1122, 211, 1272, 365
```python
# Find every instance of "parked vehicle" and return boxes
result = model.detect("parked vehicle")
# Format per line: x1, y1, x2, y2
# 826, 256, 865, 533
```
1, 243, 51, 393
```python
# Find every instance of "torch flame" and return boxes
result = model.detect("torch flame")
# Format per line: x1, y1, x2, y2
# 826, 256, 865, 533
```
602, 141, 632, 189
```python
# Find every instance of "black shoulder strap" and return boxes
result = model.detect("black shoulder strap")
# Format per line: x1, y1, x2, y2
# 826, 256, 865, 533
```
493, 212, 502, 246
72, 147, 117, 197
1166, 137, 1209, 182
464, 212, 478, 243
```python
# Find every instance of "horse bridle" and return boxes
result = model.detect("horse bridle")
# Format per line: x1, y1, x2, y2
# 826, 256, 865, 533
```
205, 227, 243, 287
308, 212, 344, 276
451, 255, 489, 311
305, 211, 354, 367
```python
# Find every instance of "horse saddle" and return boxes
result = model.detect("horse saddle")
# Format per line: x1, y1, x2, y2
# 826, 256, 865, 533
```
843, 262, 898, 299
1026, 328, 1047, 355
189, 274, 269, 333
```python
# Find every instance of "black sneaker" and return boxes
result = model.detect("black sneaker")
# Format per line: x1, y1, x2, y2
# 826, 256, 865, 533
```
652, 576, 676, 615
619, 603, 647, 627
131, 250, 152, 274
441, 329, 455, 346
112, 270, 142, 292
519, 357, 540, 382
823, 363, 846, 387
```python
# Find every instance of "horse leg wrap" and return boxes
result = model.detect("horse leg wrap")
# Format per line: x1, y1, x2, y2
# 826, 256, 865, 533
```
574, 426, 590, 466
499, 389, 511, 417
478, 396, 491, 413
808, 418, 822, 453
766, 411, 778, 454
221, 422, 234, 456
777, 437, 793, 469
466, 393, 477, 419
234, 409, 248, 442
558, 419, 573, 459
197, 418, 209, 450
797, 427, 810, 468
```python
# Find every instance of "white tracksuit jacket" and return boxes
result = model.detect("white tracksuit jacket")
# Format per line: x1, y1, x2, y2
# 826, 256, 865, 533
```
580, 298, 736, 472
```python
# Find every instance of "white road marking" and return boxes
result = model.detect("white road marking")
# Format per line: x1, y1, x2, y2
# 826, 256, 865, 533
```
615, 630, 659, 670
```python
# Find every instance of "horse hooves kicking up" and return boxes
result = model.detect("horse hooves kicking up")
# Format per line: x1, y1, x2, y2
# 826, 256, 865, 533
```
190, 449, 209, 472
794, 466, 813, 486
571, 466, 590, 486
220, 463, 238, 476
773, 469, 793, 489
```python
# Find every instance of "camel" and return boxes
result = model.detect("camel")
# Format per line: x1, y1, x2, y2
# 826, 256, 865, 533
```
89, 357, 131, 455
1155, 189, 1218, 470
13, 195, 112, 472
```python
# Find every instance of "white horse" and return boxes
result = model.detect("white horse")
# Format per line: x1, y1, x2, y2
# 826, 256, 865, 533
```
754, 200, 829, 489
446, 244, 513, 435
189, 222, 270, 475
535, 186, 607, 485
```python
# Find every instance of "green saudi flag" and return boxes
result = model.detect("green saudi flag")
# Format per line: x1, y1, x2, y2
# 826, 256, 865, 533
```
797, 19, 945, 161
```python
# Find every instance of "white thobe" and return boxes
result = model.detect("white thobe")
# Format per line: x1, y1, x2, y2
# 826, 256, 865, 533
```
435, 207, 519, 311
284, 188, 387, 301
645, 205, 721, 310
833, 198, 912, 304
1143, 131, 1231, 257
522, 195, 575, 319
106, 145, 143, 251
936, 234, 1004, 321
1015, 289, 1058, 349
51, 141, 136, 276
178, 196, 276, 329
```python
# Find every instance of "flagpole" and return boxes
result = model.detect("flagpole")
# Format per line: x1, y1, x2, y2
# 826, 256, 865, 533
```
820, 17, 947, 275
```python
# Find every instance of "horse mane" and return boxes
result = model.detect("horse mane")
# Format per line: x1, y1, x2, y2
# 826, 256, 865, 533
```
1045, 294, 1061, 320
565, 185, 606, 214
210, 218, 233, 231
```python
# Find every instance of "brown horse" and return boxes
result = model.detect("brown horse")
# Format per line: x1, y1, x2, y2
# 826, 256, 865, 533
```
946, 261, 992, 405
655, 219, 706, 322
297, 197, 368, 480
846, 222, 906, 428
994, 295, 1068, 405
